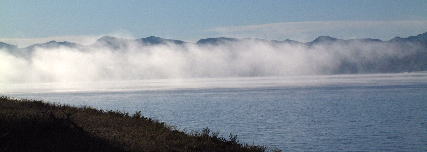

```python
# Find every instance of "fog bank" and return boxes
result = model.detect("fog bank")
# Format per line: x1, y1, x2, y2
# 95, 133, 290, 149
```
1, 35, 426, 83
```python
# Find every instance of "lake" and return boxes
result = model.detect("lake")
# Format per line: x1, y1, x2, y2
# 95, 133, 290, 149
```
2, 72, 427, 151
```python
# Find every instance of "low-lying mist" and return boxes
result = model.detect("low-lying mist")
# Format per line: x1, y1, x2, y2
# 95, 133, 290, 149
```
1, 35, 426, 83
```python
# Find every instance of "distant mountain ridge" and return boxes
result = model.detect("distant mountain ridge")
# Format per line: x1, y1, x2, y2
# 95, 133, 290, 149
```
196, 37, 238, 45
390, 32, 427, 45
1, 32, 427, 49
1, 32, 427, 75
0, 42, 17, 50
95, 36, 131, 50
26, 41, 79, 50
138, 36, 185, 45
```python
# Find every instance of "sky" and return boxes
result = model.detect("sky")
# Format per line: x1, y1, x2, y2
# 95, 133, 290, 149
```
1, 0, 427, 46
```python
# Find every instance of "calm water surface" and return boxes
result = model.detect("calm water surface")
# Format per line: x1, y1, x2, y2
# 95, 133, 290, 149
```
3, 73, 427, 151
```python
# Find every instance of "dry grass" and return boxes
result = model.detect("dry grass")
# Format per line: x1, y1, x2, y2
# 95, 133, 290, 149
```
0, 96, 267, 152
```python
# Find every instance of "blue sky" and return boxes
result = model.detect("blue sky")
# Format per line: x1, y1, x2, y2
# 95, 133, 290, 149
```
1, 0, 427, 45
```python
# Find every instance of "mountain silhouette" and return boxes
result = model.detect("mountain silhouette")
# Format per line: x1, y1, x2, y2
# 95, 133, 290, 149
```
26, 41, 78, 50
0, 42, 17, 50
137, 36, 184, 45
196, 37, 238, 45
307, 36, 340, 45
4, 32, 427, 49
95, 36, 131, 49
389, 32, 427, 46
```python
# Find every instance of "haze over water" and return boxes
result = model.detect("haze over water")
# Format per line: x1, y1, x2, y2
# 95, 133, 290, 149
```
3, 72, 427, 151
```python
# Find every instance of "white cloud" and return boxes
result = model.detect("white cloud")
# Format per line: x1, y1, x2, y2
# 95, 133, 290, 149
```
210, 20, 427, 42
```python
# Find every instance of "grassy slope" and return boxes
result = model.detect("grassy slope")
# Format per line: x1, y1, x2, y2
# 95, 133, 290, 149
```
0, 96, 268, 152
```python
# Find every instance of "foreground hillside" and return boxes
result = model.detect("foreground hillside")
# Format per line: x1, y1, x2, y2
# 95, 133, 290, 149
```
0, 96, 267, 152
